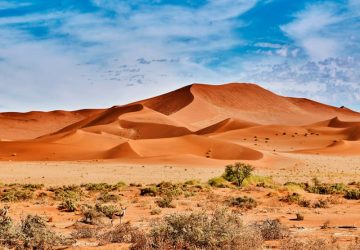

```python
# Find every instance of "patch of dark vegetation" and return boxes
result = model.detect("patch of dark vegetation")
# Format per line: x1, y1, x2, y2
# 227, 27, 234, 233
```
81, 182, 126, 192
222, 162, 254, 187
227, 196, 258, 210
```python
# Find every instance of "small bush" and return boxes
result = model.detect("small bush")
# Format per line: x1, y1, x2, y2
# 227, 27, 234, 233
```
0, 188, 33, 202
254, 219, 289, 240
140, 186, 158, 196
97, 192, 120, 203
150, 208, 162, 215
155, 194, 175, 208
298, 199, 311, 208
208, 176, 230, 188
98, 222, 146, 246
95, 204, 120, 219
228, 196, 258, 210
58, 199, 77, 212
306, 183, 347, 195
313, 199, 329, 208
222, 162, 254, 187
50, 185, 83, 201
344, 189, 360, 200
279, 193, 301, 204
0, 214, 73, 249
280, 237, 335, 250
149, 208, 263, 249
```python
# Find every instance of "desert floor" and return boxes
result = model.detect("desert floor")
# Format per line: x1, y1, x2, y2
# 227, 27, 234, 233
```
1, 154, 360, 249
1, 153, 360, 185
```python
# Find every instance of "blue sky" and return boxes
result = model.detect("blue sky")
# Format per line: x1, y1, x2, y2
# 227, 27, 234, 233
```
0, 0, 359, 111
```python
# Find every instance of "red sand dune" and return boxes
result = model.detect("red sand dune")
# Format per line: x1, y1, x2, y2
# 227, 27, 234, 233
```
0, 83, 359, 162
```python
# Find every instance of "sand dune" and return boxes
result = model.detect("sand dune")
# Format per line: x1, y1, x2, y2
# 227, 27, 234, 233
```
0, 83, 359, 162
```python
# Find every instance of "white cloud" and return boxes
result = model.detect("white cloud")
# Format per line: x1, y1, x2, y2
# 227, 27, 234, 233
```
281, 3, 343, 60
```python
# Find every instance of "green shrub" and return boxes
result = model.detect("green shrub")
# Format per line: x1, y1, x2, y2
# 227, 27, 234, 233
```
58, 199, 77, 212
305, 183, 347, 195
208, 176, 230, 188
228, 196, 258, 210
0, 188, 33, 202
97, 192, 120, 203
51, 185, 83, 201
222, 162, 254, 187
279, 193, 302, 204
95, 204, 120, 219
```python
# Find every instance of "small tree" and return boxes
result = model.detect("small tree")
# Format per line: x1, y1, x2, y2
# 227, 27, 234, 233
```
222, 162, 254, 187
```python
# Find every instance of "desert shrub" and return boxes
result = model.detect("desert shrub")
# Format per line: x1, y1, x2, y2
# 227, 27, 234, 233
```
156, 182, 183, 197
298, 199, 311, 207
156, 194, 175, 208
280, 237, 335, 250
344, 189, 360, 200
58, 199, 78, 212
222, 162, 254, 187
279, 193, 301, 204
227, 196, 258, 210
71, 227, 98, 239
208, 176, 230, 188
150, 208, 162, 215
50, 185, 83, 201
254, 219, 289, 240
140, 186, 158, 196
98, 222, 147, 246
81, 206, 103, 225
184, 179, 201, 186
23, 184, 44, 190
149, 208, 263, 249
305, 183, 347, 195
284, 182, 306, 191
313, 199, 329, 208
243, 175, 276, 188
97, 192, 120, 203
81, 181, 126, 192
0, 188, 34, 202
95, 204, 120, 219
0, 208, 13, 244
0, 214, 74, 249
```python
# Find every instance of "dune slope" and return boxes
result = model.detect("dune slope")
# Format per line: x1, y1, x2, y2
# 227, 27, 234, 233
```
0, 83, 359, 162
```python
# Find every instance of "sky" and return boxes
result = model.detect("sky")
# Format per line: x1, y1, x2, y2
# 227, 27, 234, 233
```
0, 0, 359, 112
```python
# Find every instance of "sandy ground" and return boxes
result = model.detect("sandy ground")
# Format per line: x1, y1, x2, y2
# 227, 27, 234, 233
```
1, 152, 359, 185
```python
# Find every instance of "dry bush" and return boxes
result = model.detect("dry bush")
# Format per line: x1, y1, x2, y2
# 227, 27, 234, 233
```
97, 222, 148, 249
155, 194, 176, 208
254, 219, 289, 240
280, 237, 337, 250
1, 214, 73, 250
97, 192, 121, 203
227, 196, 258, 210
149, 208, 263, 249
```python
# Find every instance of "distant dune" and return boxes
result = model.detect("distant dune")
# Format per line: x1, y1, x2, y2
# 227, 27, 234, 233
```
0, 83, 359, 162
